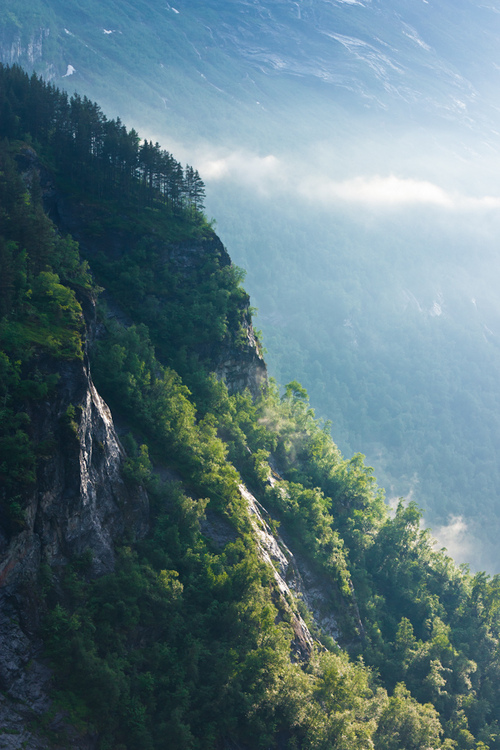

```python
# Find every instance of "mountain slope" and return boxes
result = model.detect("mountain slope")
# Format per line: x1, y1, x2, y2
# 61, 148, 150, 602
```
2, 64, 500, 750
3, 0, 500, 144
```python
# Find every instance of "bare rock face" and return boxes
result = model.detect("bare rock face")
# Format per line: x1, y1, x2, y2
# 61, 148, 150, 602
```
202, 482, 342, 662
33, 361, 149, 576
267, 465, 341, 645
0, 27, 55, 80
214, 315, 268, 399
159, 238, 267, 397
0, 352, 148, 747
240, 484, 314, 661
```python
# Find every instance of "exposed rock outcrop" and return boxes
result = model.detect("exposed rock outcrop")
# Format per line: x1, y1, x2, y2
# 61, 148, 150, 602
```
200, 483, 316, 661
0, 345, 148, 747
161, 239, 267, 397
214, 315, 267, 398
240, 485, 314, 660
0, 28, 55, 80
266, 462, 341, 644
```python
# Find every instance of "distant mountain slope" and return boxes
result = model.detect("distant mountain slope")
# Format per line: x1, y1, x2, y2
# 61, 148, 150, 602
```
2, 0, 500, 146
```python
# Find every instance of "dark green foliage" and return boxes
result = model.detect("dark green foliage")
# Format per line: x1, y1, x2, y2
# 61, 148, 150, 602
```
0, 141, 92, 531
0, 63, 206, 213
0, 63, 251, 409
42, 486, 312, 748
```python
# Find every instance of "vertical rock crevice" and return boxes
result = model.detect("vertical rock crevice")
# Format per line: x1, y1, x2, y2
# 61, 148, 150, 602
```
0, 349, 149, 747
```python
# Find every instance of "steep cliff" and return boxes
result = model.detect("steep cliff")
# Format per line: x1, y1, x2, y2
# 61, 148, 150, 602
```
0, 26, 50, 69
0, 349, 149, 748
0, 311, 266, 747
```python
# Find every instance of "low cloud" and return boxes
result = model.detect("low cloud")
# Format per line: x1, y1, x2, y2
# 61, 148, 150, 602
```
143, 135, 500, 214
432, 515, 475, 565
302, 174, 500, 210
302, 174, 455, 207
194, 147, 500, 212
197, 151, 281, 193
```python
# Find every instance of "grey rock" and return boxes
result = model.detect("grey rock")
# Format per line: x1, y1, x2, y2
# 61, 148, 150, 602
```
0, 348, 148, 747
214, 315, 267, 399
200, 509, 239, 549
240, 484, 314, 660
0, 28, 56, 82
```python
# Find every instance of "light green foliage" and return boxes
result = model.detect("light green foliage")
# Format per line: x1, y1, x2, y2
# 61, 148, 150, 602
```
312, 651, 380, 749
374, 683, 443, 750
91, 323, 245, 523
257, 380, 386, 565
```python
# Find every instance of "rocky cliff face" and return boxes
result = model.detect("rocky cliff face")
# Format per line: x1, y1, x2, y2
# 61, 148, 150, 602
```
163, 240, 267, 398
0, 27, 55, 79
0, 320, 149, 747
213, 311, 267, 398
240, 484, 314, 660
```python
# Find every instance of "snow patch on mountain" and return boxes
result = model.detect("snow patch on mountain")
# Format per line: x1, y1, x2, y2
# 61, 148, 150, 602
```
402, 23, 431, 51
321, 31, 404, 78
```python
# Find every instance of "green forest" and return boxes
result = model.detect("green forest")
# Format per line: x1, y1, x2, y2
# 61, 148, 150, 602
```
1, 64, 500, 749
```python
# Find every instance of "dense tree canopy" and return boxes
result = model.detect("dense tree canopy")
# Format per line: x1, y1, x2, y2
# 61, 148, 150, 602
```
0, 63, 205, 212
